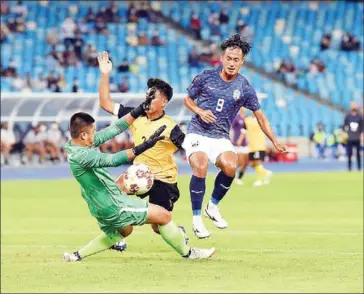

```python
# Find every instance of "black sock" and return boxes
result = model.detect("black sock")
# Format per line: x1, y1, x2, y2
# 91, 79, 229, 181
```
238, 170, 244, 179
190, 175, 206, 216
348, 157, 352, 171
211, 171, 234, 205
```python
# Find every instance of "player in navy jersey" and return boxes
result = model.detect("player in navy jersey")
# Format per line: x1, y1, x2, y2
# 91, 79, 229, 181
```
183, 34, 287, 238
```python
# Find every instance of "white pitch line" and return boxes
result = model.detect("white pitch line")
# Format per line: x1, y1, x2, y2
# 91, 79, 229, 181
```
1, 231, 99, 235
2, 230, 363, 236
214, 230, 364, 236
1, 245, 363, 256
2, 245, 69, 248
221, 248, 364, 256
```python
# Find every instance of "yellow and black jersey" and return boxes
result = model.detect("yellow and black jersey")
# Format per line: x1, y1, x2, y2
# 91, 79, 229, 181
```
244, 116, 266, 152
116, 104, 184, 184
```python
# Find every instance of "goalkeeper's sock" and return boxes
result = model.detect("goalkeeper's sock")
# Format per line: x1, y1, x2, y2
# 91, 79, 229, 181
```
254, 164, 268, 182
158, 220, 190, 257
77, 232, 122, 259
210, 171, 234, 205
190, 175, 206, 216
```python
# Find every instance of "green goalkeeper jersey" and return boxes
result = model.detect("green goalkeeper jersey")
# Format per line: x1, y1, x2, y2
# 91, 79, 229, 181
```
65, 118, 131, 220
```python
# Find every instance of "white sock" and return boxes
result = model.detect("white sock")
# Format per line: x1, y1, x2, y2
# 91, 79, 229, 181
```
193, 215, 203, 225
208, 200, 217, 209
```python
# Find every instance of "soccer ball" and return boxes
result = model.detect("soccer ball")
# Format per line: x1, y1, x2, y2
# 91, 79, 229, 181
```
123, 164, 154, 195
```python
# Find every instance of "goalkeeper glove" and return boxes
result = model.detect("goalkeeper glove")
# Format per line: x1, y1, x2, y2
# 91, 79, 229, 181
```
129, 87, 157, 118
144, 86, 157, 111
132, 125, 166, 156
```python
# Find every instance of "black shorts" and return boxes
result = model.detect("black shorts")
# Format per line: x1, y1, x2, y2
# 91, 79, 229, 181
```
249, 151, 266, 161
137, 180, 180, 212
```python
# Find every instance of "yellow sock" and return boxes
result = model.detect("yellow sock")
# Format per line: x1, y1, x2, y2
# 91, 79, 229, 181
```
254, 164, 267, 181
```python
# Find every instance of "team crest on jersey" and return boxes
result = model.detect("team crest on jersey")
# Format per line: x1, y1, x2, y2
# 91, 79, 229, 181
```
233, 89, 241, 101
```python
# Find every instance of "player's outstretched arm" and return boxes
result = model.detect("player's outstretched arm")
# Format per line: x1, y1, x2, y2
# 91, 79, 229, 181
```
76, 126, 167, 168
93, 103, 148, 148
98, 51, 114, 114
98, 51, 135, 118
253, 109, 287, 153
130, 125, 166, 156
74, 148, 130, 168
184, 70, 216, 123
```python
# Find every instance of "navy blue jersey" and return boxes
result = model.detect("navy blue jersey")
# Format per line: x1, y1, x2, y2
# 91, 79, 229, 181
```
186, 68, 261, 139
344, 113, 363, 141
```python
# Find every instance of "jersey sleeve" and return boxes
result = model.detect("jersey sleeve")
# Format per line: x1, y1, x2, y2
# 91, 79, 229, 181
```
74, 148, 130, 168
187, 71, 207, 100
170, 124, 185, 149
241, 80, 261, 112
93, 118, 130, 147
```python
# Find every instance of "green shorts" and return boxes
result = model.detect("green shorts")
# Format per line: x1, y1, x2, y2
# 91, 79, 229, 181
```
97, 196, 148, 237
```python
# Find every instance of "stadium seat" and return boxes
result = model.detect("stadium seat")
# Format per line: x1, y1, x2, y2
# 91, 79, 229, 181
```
160, 1, 363, 110
0, 0, 350, 136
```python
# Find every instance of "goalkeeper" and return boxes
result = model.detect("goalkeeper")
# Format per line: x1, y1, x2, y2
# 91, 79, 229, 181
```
63, 104, 215, 261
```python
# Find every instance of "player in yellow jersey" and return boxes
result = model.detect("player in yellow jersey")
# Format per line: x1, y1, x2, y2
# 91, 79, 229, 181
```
97, 52, 185, 235
244, 110, 272, 187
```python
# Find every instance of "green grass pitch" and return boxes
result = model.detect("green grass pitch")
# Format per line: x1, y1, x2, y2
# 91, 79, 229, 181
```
1, 172, 363, 293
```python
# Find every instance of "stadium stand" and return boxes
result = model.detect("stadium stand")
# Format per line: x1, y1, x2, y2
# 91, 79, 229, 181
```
160, 0, 363, 111
0, 0, 354, 142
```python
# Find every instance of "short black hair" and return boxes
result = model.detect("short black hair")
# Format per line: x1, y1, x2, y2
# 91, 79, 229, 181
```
220, 34, 252, 57
147, 78, 173, 101
70, 112, 95, 139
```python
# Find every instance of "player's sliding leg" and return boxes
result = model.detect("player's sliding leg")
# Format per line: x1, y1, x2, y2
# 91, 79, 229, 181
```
63, 230, 129, 262
150, 223, 188, 239
64, 202, 214, 261
188, 152, 210, 239
146, 180, 182, 235
146, 203, 215, 259
205, 152, 236, 229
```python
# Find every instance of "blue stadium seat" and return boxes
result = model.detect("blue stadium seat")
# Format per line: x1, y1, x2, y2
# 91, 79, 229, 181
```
161, 1, 362, 110
1, 0, 351, 136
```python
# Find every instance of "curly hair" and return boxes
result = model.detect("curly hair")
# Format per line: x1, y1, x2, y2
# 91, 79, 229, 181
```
147, 78, 173, 101
220, 34, 252, 57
